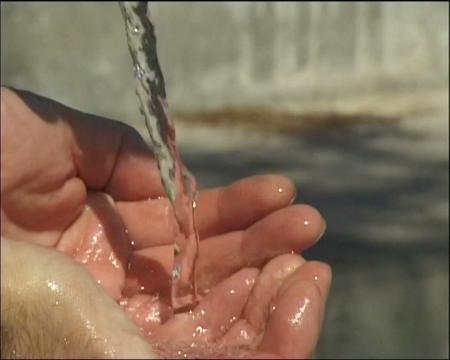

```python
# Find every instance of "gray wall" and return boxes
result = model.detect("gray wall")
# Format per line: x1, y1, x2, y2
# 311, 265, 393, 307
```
1, 2, 448, 120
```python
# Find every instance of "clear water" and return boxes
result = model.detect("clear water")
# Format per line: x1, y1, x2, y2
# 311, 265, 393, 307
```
119, 2, 199, 310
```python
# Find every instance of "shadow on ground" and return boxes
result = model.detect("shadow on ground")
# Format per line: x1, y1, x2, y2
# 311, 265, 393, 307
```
179, 111, 449, 359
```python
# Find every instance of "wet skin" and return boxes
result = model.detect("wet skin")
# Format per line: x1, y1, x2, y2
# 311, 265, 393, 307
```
1, 87, 331, 358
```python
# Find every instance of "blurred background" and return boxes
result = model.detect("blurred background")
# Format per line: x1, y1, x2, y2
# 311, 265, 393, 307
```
1, 2, 448, 358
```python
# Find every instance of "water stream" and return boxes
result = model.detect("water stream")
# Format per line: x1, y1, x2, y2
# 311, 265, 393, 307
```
119, 1, 199, 310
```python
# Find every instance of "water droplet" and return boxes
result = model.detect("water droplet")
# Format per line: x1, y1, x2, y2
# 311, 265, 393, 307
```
240, 329, 249, 340
109, 252, 121, 269
172, 265, 181, 280
145, 309, 160, 323
193, 325, 207, 337
47, 280, 59, 291
289, 298, 311, 326
134, 64, 144, 80
168, 166, 176, 180
245, 278, 255, 286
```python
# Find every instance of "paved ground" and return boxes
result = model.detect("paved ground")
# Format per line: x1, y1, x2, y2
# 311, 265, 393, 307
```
157, 91, 449, 358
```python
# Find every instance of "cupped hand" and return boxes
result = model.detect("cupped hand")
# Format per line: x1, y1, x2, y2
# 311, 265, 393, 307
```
1, 87, 330, 358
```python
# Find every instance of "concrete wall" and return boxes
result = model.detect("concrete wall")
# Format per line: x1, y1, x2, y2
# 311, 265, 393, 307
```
1, 2, 448, 120
152, 2, 449, 110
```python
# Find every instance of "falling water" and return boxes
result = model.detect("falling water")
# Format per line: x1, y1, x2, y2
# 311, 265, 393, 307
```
119, 1, 199, 310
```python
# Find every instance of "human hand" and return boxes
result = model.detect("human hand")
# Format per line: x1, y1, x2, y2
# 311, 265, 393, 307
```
1, 87, 330, 358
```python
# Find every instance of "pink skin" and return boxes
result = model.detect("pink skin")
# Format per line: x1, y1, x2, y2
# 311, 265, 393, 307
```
1, 87, 331, 358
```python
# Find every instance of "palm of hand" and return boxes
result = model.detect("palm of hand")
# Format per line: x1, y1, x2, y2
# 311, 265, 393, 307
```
1, 88, 330, 358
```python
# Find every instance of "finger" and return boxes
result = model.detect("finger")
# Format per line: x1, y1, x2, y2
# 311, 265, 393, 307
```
151, 268, 259, 344
119, 294, 173, 339
258, 262, 332, 358
280, 261, 332, 303
67, 192, 129, 301
195, 175, 296, 239
102, 125, 165, 200
219, 319, 257, 347
115, 175, 296, 249
243, 254, 306, 333
11, 89, 165, 200
70, 115, 165, 200
220, 254, 305, 348
123, 246, 172, 299
116, 197, 176, 249
192, 268, 259, 341
197, 204, 325, 290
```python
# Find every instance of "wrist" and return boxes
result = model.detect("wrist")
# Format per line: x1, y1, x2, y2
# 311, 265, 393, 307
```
1, 237, 157, 359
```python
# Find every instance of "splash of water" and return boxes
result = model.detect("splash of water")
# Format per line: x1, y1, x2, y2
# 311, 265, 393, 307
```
119, 1, 199, 310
